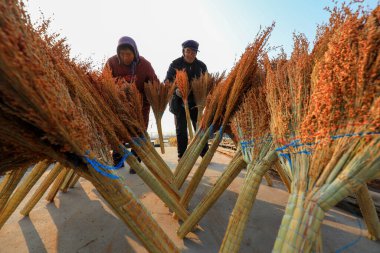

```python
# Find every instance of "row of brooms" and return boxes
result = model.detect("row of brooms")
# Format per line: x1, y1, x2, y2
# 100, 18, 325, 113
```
0, 1, 379, 253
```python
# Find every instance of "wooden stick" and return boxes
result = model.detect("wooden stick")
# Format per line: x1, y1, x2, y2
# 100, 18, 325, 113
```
180, 133, 228, 207
184, 103, 194, 139
264, 173, 273, 187
126, 155, 188, 221
273, 160, 291, 192
20, 163, 63, 216
356, 184, 380, 240
82, 167, 180, 253
156, 118, 165, 154
0, 160, 49, 229
178, 152, 246, 238
0, 168, 28, 213
220, 151, 278, 253
46, 168, 69, 202
175, 127, 213, 189
60, 168, 75, 193
68, 174, 80, 188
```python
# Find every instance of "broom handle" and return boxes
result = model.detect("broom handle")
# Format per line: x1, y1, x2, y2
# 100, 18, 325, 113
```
220, 151, 278, 253
46, 168, 69, 202
184, 102, 194, 139
178, 152, 246, 238
180, 130, 222, 207
21, 163, 63, 216
196, 105, 204, 130
83, 168, 179, 253
60, 168, 75, 192
356, 184, 380, 240
273, 160, 291, 192
156, 117, 165, 154
174, 126, 214, 189
0, 168, 28, 213
68, 174, 80, 188
264, 173, 273, 186
0, 160, 50, 229
126, 155, 189, 221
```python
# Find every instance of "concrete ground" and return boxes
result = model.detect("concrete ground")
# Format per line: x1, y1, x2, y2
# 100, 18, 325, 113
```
0, 147, 379, 253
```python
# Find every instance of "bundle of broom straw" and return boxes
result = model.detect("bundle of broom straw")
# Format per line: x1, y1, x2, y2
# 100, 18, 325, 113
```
271, 5, 380, 252
91, 70, 181, 201
219, 83, 279, 253
173, 26, 273, 191
176, 25, 275, 213
0, 1, 180, 252
191, 71, 225, 128
144, 80, 175, 154
175, 69, 194, 139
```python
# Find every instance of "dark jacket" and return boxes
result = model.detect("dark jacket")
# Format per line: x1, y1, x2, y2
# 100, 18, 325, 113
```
105, 36, 158, 129
165, 56, 207, 115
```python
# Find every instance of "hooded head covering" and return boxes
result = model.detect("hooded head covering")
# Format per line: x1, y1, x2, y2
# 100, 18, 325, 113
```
117, 36, 140, 64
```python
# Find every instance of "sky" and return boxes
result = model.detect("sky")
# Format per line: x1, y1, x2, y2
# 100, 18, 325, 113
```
25, 0, 378, 137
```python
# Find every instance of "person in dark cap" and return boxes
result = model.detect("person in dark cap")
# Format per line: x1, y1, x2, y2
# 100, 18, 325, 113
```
165, 40, 209, 161
105, 36, 158, 173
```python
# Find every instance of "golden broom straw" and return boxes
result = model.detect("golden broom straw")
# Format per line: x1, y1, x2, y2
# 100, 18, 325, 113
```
144, 80, 175, 154
175, 69, 194, 139
273, 6, 379, 252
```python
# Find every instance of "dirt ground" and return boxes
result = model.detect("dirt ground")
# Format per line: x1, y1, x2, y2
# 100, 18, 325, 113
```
0, 147, 379, 253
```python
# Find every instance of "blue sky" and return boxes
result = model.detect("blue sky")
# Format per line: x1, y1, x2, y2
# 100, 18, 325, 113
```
25, 0, 379, 135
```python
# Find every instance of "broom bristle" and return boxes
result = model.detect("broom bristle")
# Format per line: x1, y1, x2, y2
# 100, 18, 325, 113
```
175, 69, 190, 103
144, 80, 175, 119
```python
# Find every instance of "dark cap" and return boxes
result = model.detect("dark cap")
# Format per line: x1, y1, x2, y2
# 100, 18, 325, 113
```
182, 40, 199, 52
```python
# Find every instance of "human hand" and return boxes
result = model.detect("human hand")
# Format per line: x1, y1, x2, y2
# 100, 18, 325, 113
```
175, 88, 182, 98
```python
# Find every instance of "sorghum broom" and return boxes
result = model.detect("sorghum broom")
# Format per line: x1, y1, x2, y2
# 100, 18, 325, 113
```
219, 85, 278, 253
174, 26, 273, 190
273, 6, 380, 252
178, 25, 274, 203
92, 71, 178, 196
175, 69, 194, 139
144, 80, 175, 154
173, 80, 225, 186
0, 2, 179, 251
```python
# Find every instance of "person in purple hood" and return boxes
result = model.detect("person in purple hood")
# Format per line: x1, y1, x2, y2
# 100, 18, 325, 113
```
105, 36, 158, 173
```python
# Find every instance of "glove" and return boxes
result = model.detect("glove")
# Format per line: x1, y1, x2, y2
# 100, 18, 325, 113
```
175, 88, 183, 98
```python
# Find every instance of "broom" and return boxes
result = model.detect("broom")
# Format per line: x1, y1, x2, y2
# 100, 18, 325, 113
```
175, 69, 194, 139
0, 2, 179, 251
174, 25, 274, 190
178, 25, 275, 208
272, 6, 380, 252
93, 71, 179, 196
219, 84, 279, 253
144, 80, 175, 154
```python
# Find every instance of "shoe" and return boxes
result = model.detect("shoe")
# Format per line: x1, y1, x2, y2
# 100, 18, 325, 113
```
129, 168, 136, 174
